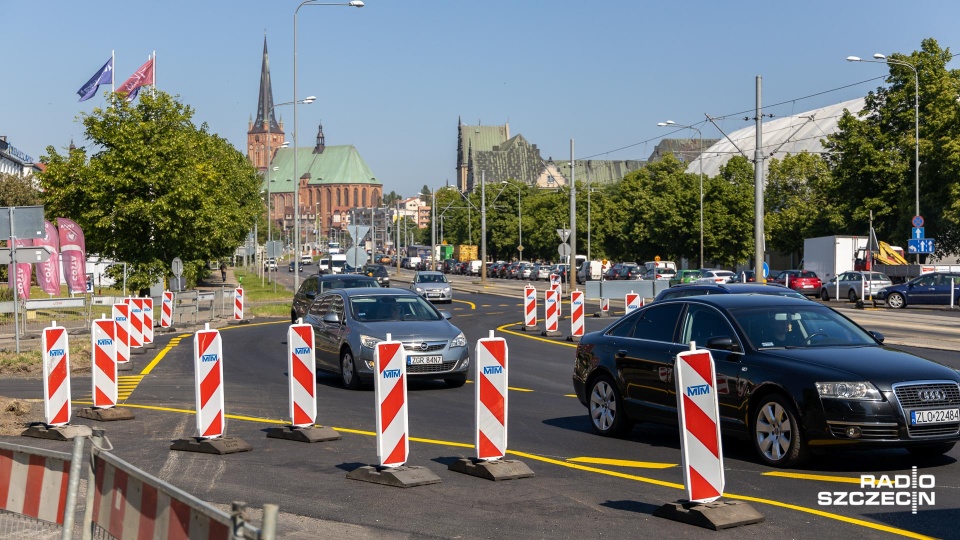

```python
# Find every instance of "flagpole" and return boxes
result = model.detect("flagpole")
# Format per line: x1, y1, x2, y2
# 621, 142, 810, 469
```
152, 50, 156, 96
111, 50, 115, 92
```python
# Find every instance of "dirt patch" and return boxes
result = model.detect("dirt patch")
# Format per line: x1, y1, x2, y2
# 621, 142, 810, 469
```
0, 397, 44, 436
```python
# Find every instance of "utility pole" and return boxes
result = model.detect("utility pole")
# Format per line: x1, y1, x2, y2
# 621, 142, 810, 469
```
569, 139, 576, 295
754, 76, 766, 283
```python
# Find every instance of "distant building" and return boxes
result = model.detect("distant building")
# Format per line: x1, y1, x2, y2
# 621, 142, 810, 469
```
0, 136, 40, 177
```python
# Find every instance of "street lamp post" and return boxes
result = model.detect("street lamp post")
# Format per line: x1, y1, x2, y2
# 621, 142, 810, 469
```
293, 0, 363, 289
847, 53, 920, 222
658, 120, 704, 268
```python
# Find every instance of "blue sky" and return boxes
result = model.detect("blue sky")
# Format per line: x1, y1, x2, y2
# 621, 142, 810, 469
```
3, 1, 958, 197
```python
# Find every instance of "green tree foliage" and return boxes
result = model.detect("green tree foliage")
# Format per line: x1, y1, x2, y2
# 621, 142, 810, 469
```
0, 172, 42, 207
704, 156, 755, 267
38, 91, 262, 290
765, 152, 842, 256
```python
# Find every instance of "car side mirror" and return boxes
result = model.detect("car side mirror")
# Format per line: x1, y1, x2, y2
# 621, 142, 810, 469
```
439, 311, 452, 319
322, 312, 340, 324
306, 291, 316, 299
868, 330, 884, 343
705, 336, 741, 352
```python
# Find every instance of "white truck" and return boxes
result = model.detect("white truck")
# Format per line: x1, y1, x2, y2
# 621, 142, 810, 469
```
801, 235, 869, 282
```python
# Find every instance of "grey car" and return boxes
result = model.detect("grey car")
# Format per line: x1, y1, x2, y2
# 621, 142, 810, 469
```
410, 271, 453, 303
303, 288, 470, 389
291, 273, 380, 323
819, 271, 893, 302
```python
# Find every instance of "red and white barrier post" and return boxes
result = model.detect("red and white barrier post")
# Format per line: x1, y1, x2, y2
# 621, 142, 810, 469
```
112, 303, 131, 366
267, 323, 339, 442
77, 317, 134, 421
568, 290, 584, 342
625, 291, 641, 315
171, 324, 251, 454
522, 285, 538, 331
126, 298, 143, 349
160, 291, 173, 328
141, 297, 154, 345
41, 323, 71, 427
549, 274, 562, 317
542, 289, 561, 336
234, 287, 244, 320
449, 331, 534, 480
654, 344, 762, 527
347, 333, 441, 486
599, 297, 610, 317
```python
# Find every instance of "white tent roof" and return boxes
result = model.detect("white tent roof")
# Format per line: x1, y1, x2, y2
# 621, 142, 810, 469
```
687, 97, 866, 178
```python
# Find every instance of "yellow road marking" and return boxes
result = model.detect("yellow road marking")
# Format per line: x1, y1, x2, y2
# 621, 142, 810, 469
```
762, 471, 865, 485
496, 321, 577, 347
453, 299, 476, 309
563, 394, 577, 398
93, 403, 932, 539
464, 380, 532, 392
566, 457, 676, 469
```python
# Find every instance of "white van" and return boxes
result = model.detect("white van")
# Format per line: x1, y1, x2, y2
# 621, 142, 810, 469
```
644, 260, 677, 272
577, 260, 604, 284
467, 260, 482, 276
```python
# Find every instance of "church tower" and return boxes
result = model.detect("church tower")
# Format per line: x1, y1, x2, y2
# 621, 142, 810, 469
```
247, 36, 284, 172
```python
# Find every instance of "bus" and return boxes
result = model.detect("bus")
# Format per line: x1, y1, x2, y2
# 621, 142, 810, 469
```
327, 242, 341, 255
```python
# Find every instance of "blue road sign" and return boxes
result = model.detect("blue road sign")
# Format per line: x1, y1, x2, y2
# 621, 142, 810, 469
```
912, 215, 924, 228
908, 238, 935, 254
912, 227, 925, 239
762, 261, 769, 278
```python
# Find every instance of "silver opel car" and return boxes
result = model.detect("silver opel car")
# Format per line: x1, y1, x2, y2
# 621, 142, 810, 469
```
410, 271, 453, 303
303, 288, 469, 389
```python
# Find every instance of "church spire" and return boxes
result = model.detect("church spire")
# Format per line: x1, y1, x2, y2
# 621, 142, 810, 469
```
253, 35, 281, 133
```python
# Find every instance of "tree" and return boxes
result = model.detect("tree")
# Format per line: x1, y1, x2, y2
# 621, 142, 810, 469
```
765, 152, 842, 259
39, 91, 262, 291
0, 172, 42, 208
706, 156, 755, 268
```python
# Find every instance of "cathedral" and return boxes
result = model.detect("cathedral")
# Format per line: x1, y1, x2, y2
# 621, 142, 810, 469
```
247, 37, 381, 245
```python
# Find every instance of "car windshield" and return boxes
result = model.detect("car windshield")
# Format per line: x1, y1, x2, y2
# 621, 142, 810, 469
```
351, 295, 442, 322
732, 305, 877, 350
319, 278, 380, 292
416, 273, 447, 284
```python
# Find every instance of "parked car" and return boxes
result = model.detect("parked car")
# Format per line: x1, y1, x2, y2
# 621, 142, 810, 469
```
535, 264, 552, 281
876, 271, 960, 308
572, 293, 960, 467
669, 269, 702, 287
695, 269, 736, 284
642, 267, 676, 281
604, 262, 633, 280
303, 288, 469, 389
291, 273, 380, 323
819, 271, 893, 302
577, 260, 605, 284
618, 263, 643, 280
411, 270, 453, 303
362, 264, 390, 287
772, 270, 822, 296
519, 263, 535, 280
654, 282, 807, 302
734, 270, 757, 283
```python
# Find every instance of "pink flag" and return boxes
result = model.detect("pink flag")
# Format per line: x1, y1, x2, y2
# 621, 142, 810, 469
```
116, 57, 155, 100
34, 221, 61, 295
7, 238, 33, 300
56, 218, 87, 294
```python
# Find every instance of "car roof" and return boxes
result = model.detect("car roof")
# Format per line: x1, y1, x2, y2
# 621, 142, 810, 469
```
416, 271, 443, 276
339, 287, 419, 298
656, 282, 805, 299
317, 274, 377, 282
659, 292, 816, 308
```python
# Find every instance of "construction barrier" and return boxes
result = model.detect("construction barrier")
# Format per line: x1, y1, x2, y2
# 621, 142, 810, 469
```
142, 297, 154, 344
0, 441, 73, 527
523, 285, 537, 328
127, 298, 143, 349
625, 291, 641, 315
91, 317, 118, 409
475, 333, 508, 460
675, 346, 725, 503
160, 291, 173, 328
600, 297, 609, 315
112, 303, 131, 365
193, 326, 225, 439
288, 323, 317, 427
234, 287, 244, 320
42, 323, 71, 426
549, 274, 562, 317
569, 290, 584, 339
374, 335, 408, 467
544, 289, 559, 333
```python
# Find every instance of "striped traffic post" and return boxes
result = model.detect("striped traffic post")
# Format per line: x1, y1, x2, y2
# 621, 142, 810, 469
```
141, 297, 154, 345
374, 334, 408, 467
234, 287, 244, 320
625, 291, 641, 315
126, 298, 143, 349
550, 274, 562, 317
542, 289, 560, 336
599, 297, 610, 317
676, 346, 724, 503
41, 323, 71, 427
522, 285, 538, 331
568, 290, 584, 341
160, 291, 173, 328
76, 317, 135, 422
112, 303, 131, 366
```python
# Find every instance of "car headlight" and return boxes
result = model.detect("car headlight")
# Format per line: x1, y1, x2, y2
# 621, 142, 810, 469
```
451, 332, 467, 348
443, 286, 451, 293
816, 382, 882, 400
360, 334, 382, 349
415, 287, 424, 293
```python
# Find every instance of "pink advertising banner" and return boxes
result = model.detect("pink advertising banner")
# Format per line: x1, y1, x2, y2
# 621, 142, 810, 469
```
34, 220, 61, 295
7, 238, 32, 300
56, 218, 86, 294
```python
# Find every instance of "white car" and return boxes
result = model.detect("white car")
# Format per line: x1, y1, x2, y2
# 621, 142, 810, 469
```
264, 258, 277, 270
695, 269, 736, 284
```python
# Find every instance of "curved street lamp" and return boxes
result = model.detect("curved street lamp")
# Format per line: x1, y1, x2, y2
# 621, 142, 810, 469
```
293, 0, 363, 288
658, 120, 704, 268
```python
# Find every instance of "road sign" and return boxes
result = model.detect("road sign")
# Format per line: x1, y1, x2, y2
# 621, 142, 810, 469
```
0, 245, 53, 265
345, 246, 369, 268
912, 215, 924, 228
0, 205, 45, 239
908, 238, 935, 254
266, 240, 283, 258
517, 245, 524, 252
172, 257, 183, 278
347, 225, 370, 243
556, 228, 570, 242
762, 262, 769, 279
557, 243, 571, 257
912, 227, 925, 239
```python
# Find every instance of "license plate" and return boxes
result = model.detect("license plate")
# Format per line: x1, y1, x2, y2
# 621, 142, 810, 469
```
428, 292, 441, 297
910, 408, 960, 425
408, 355, 443, 365
802, 285, 813, 288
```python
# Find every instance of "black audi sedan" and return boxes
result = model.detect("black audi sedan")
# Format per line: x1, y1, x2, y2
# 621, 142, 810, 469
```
572, 294, 960, 467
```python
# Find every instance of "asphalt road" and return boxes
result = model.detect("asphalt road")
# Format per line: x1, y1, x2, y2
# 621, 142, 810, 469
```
1, 284, 958, 539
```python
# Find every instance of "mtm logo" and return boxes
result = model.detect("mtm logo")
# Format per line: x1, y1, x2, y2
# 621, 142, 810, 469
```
383, 369, 402, 379
686, 384, 710, 396
49, 349, 66, 357
116, 316, 127, 322
96, 339, 113, 347
483, 365, 503, 375
201, 354, 218, 363
294, 347, 311, 355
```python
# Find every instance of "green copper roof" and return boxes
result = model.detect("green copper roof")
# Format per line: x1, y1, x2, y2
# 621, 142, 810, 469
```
264, 145, 380, 193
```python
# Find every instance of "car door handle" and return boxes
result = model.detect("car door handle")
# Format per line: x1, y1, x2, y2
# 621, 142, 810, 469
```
616, 349, 628, 358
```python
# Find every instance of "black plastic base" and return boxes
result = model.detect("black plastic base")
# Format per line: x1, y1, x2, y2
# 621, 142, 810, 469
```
653, 500, 764, 530
540, 330, 563, 337
448, 458, 535, 481
265, 425, 340, 443
75, 407, 135, 422
346, 465, 441, 488
21, 423, 92, 441
170, 436, 252, 455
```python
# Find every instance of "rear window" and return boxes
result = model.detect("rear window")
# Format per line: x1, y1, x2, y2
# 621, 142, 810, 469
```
800, 271, 818, 278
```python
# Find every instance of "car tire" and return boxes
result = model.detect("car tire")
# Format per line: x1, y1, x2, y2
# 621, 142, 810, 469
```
848, 289, 859, 302
340, 348, 361, 390
751, 394, 807, 468
444, 376, 467, 388
886, 292, 906, 309
587, 374, 633, 437
907, 442, 955, 459
820, 288, 830, 301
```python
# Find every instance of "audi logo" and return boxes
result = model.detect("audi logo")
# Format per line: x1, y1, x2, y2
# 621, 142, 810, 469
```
918, 389, 946, 402
418, 342, 429, 351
